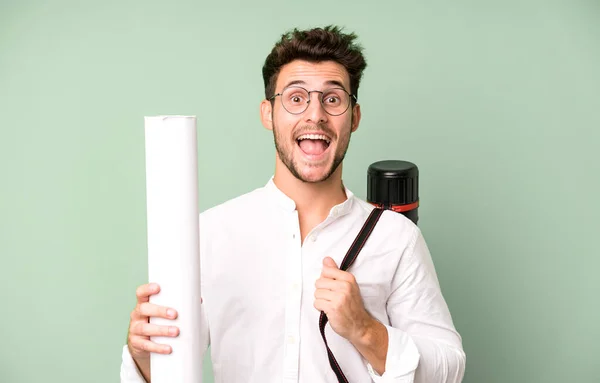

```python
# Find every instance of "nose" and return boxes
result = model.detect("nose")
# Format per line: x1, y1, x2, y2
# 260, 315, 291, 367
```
304, 92, 328, 124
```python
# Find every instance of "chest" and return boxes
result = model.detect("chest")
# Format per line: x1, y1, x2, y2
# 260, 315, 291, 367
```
201, 222, 395, 315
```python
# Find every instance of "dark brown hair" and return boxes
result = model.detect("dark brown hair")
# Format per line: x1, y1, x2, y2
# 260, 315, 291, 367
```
262, 25, 367, 102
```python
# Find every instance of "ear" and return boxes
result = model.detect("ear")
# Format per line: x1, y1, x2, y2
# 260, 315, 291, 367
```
351, 103, 361, 133
260, 99, 274, 131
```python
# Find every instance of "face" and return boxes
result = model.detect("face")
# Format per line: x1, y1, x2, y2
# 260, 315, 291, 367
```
261, 60, 361, 183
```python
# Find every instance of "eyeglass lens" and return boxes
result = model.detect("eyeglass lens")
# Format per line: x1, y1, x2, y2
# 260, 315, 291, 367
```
281, 87, 351, 115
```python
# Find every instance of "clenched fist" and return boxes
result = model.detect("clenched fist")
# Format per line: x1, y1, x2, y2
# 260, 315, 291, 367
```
314, 257, 389, 375
313, 257, 374, 343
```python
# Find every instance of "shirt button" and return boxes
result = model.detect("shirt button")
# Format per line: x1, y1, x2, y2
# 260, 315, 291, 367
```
287, 335, 295, 344
310, 235, 317, 242
292, 283, 300, 291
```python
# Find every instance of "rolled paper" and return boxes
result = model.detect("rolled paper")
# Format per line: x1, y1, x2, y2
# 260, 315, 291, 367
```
143, 116, 202, 383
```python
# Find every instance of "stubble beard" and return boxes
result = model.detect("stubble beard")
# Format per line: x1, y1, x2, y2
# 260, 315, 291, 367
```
271, 117, 352, 184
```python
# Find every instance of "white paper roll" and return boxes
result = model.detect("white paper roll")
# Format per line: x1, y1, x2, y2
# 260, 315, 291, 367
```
144, 115, 202, 383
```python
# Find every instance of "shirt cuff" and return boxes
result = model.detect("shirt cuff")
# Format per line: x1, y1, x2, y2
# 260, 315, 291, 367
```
120, 345, 148, 383
366, 324, 420, 383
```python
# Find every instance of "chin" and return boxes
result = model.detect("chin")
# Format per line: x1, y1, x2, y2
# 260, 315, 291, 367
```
294, 163, 336, 183
298, 174, 328, 183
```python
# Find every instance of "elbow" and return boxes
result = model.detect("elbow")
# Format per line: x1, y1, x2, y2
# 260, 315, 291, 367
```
413, 339, 466, 383
451, 346, 466, 382
440, 344, 466, 383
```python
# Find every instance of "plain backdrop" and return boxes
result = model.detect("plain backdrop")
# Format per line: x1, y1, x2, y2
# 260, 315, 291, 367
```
1, 0, 599, 382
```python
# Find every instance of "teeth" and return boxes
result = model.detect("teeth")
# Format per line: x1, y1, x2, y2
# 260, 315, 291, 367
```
297, 134, 331, 144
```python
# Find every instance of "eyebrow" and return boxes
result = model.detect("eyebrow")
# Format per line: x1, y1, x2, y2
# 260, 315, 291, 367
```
281, 79, 349, 92
282, 80, 306, 89
325, 80, 347, 90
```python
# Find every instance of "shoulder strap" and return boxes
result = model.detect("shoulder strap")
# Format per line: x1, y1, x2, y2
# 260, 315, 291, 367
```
318, 207, 384, 383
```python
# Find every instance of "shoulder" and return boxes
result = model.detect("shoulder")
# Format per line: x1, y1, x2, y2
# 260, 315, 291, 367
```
200, 185, 267, 224
351, 196, 422, 249
352, 197, 419, 232
197, 186, 268, 246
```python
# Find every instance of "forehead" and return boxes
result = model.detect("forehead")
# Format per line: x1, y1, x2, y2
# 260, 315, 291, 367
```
276, 60, 351, 91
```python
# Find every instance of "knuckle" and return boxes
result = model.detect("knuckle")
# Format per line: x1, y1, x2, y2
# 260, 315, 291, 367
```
139, 341, 148, 352
342, 283, 351, 294
130, 337, 142, 351
133, 321, 146, 336
138, 302, 148, 316
136, 284, 145, 298
128, 321, 136, 335
129, 321, 139, 335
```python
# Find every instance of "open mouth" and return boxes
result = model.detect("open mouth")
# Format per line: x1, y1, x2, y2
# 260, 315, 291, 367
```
296, 134, 331, 157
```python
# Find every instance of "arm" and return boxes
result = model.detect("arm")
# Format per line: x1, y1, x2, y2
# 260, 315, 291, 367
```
314, 227, 465, 382
349, 317, 389, 375
314, 257, 390, 374
375, 227, 466, 383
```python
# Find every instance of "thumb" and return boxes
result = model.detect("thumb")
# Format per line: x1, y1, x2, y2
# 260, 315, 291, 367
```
323, 257, 339, 269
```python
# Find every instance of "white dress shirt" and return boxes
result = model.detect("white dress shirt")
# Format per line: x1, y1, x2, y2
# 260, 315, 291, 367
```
120, 178, 465, 383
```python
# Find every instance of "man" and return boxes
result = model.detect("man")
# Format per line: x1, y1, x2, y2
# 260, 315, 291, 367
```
121, 25, 466, 382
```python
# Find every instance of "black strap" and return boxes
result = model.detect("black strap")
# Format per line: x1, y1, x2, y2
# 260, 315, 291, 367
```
319, 207, 384, 383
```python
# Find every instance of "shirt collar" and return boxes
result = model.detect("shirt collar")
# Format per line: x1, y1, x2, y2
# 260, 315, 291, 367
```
263, 176, 355, 218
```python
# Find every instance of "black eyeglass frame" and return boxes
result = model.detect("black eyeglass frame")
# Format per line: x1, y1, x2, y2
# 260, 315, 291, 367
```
268, 85, 358, 116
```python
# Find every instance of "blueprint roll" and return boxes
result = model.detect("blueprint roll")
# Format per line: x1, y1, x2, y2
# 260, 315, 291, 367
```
143, 115, 203, 383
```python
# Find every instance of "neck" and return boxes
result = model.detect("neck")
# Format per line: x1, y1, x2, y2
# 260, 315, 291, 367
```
273, 160, 348, 235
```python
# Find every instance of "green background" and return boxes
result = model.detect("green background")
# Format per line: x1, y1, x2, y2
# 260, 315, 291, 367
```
1, 0, 598, 382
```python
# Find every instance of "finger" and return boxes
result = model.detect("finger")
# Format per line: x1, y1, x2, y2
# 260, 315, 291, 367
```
136, 283, 160, 303
130, 336, 172, 355
320, 265, 354, 282
313, 298, 330, 313
314, 288, 338, 302
137, 302, 178, 320
315, 277, 344, 291
134, 322, 180, 338
322, 257, 339, 269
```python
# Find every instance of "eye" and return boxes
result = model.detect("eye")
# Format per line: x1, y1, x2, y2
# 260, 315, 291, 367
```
323, 94, 341, 105
288, 94, 306, 104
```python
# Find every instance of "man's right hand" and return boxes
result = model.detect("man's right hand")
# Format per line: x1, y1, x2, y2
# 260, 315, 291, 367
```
127, 283, 179, 382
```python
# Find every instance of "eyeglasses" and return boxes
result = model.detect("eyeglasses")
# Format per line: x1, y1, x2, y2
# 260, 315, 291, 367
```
269, 86, 357, 116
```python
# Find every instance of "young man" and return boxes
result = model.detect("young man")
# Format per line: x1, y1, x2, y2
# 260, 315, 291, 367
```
121, 26, 466, 382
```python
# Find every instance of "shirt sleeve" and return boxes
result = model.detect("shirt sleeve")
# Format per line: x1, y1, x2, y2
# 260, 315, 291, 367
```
120, 345, 148, 383
368, 225, 466, 383
366, 324, 420, 382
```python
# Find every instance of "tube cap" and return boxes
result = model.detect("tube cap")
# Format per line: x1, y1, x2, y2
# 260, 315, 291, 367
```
367, 160, 419, 207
